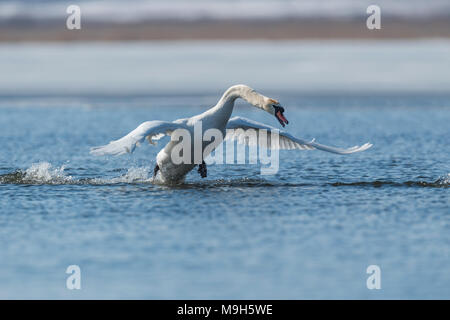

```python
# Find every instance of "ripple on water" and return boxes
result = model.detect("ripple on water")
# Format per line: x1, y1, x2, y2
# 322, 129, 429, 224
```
0, 162, 152, 186
0, 162, 448, 189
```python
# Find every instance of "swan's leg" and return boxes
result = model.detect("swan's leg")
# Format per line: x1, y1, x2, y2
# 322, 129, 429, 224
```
153, 164, 160, 178
198, 160, 207, 178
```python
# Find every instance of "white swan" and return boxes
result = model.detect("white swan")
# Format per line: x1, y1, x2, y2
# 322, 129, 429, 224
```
91, 85, 372, 183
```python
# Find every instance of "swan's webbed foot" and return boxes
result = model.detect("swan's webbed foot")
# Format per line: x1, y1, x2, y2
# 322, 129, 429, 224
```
153, 164, 160, 178
198, 161, 207, 178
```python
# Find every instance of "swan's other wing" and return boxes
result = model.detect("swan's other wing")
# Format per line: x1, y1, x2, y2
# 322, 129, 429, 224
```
225, 117, 372, 155
90, 121, 185, 156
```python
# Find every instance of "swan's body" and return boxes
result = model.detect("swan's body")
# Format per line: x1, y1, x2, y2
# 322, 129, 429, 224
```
91, 85, 372, 183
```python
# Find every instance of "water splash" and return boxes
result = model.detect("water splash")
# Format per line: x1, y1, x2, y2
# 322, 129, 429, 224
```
435, 173, 450, 186
93, 167, 152, 184
0, 162, 449, 189
23, 162, 73, 184
0, 162, 73, 185
0, 163, 153, 185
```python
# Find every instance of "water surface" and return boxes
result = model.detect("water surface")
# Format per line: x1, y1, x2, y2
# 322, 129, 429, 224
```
0, 94, 448, 299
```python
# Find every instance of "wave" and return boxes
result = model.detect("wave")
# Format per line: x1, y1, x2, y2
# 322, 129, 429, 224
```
1, 162, 448, 188
331, 177, 449, 188
0, 162, 152, 185
0, 162, 73, 185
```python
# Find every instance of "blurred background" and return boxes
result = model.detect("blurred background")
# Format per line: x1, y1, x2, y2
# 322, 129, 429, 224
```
0, 0, 449, 95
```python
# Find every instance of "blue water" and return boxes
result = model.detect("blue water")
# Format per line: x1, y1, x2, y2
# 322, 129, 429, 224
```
0, 94, 449, 299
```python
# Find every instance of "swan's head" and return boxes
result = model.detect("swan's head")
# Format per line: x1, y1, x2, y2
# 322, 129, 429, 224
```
265, 98, 289, 127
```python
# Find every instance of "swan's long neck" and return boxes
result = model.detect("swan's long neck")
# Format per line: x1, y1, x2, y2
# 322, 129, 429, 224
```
211, 85, 268, 122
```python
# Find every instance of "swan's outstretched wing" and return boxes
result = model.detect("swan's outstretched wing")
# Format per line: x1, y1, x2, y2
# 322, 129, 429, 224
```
90, 121, 185, 156
226, 116, 372, 155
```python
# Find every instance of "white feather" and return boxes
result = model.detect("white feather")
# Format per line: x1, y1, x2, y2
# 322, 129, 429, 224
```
90, 85, 373, 183
90, 121, 185, 156
226, 116, 372, 154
